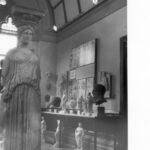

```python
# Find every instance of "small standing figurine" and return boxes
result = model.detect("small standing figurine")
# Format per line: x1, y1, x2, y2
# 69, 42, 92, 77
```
77, 96, 83, 110
86, 92, 93, 114
54, 120, 64, 148
61, 91, 67, 111
75, 122, 84, 150
82, 97, 86, 114
41, 116, 46, 143
54, 120, 61, 148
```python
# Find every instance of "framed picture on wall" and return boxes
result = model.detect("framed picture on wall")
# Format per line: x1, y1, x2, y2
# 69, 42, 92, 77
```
70, 39, 96, 69
68, 39, 97, 101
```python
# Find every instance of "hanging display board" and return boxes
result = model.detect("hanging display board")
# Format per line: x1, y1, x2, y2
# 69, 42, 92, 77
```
68, 39, 97, 100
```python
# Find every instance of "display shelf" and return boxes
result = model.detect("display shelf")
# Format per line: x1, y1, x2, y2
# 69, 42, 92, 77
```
43, 111, 96, 118
42, 111, 121, 150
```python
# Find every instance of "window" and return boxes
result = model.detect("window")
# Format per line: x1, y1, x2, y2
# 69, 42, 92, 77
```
0, 17, 18, 58
1, 17, 18, 34
0, 0, 6, 6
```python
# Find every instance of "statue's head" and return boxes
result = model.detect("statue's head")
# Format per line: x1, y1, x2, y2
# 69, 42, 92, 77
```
41, 116, 44, 120
92, 84, 106, 105
78, 122, 82, 127
18, 25, 34, 46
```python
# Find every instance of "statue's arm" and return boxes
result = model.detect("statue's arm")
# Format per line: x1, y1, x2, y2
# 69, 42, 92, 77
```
37, 58, 41, 80
1, 55, 10, 86
82, 129, 84, 136
75, 129, 77, 134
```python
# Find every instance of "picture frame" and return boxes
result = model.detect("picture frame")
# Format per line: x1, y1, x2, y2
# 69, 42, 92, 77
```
68, 39, 97, 100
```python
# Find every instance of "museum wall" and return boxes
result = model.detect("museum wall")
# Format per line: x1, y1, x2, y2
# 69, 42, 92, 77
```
39, 41, 57, 107
29, 41, 57, 107
56, 6, 127, 113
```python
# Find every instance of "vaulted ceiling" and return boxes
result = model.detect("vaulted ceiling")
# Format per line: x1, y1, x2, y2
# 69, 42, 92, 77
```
0, 0, 106, 31
0, 0, 127, 42
47, 0, 106, 30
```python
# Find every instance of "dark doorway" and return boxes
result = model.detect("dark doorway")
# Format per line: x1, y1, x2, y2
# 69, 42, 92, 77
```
120, 36, 127, 115
120, 35, 127, 150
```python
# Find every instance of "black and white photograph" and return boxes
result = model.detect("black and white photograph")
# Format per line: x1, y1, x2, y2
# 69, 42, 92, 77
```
0, 0, 129, 150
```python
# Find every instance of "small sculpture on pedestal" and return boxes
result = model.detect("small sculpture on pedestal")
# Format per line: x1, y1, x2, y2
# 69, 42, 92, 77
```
68, 94, 77, 110
75, 122, 84, 150
48, 97, 61, 109
92, 84, 107, 116
41, 116, 46, 143
45, 94, 51, 108
54, 120, 63, 148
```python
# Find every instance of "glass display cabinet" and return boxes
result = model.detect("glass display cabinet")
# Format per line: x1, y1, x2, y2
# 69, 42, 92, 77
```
42, 111, 121, 150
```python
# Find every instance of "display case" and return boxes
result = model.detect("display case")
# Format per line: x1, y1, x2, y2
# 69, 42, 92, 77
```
42, 111, 121, 150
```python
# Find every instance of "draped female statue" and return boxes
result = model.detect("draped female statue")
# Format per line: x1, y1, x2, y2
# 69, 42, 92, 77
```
1, 25, 41, 150
75, 122, 84, 150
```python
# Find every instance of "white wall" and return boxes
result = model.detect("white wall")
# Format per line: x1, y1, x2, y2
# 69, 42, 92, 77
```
30, 41, 57, 107
38, 41, 57, 107
56, 7, 127, 113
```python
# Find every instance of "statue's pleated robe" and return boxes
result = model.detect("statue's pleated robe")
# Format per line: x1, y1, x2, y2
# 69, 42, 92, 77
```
2, 48, 41, 150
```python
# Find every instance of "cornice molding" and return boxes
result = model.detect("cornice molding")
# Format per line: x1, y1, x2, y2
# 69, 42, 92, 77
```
11, 5, 45, 27
56, 0, 127, 42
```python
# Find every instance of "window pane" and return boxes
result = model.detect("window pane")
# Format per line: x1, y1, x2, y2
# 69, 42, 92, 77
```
0, 33, 17, 55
